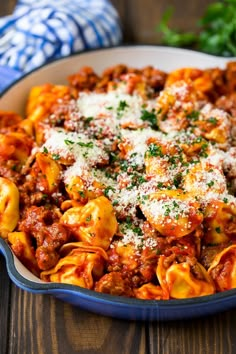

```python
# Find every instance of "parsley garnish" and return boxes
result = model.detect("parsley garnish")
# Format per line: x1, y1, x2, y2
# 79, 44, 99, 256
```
164, 207, 171, 216
78, 191, 85, 198
84, 117, 93, 125
172, 200, 180, 208
207, 180, 214, 187
142, 195, 149, 200
199, 143, 209, 158
186, 110, 200, 121
64, 139, 74, 145
77, 141, 94, 148
117, 100, 129, 117
118, 100, 129, 111
137, 175, 147, 184
52, 153, 60, 160
140, 109, 158, 128
104, 186, 115, 197
86, 215, 92, 222
133, 227, 143, 236
173, 173, 183, 188
146, 144, 164, 157
207, 117, 218, 125
120, 160, 129, 171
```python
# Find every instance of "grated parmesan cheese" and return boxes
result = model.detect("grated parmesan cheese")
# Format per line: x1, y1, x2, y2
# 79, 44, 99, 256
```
77, 91, 146, 128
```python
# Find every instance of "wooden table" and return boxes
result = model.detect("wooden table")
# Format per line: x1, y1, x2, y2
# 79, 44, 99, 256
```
1, 1, 236, 353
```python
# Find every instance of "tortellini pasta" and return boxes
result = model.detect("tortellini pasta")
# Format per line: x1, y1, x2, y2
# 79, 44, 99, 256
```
134, 283, 165, 300
8, 231, 39, 275
35, 152, 62, 193
157, 255, 215, 299
140, 190, 203, 237
208, 245, 236, 291
41, 247, 105, 288
60, 196, 118, 250
0, 177, 19, 237
165, 67, 213, 96
204, 200, 236, 245
0, 132, 33, 164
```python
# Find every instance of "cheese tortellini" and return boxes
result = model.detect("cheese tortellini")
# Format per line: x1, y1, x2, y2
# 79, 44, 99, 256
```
140, 190, 203, 237
0, 177, 19, 237
60, 196, 117, 250
157, 255, 215, 299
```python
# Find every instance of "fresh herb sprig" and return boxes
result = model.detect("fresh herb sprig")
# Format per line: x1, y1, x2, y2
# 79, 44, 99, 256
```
157, 0, 236, 56
157, 7, 197, 48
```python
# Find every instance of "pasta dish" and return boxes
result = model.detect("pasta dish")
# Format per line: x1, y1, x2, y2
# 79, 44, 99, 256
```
0, 62, 236, 300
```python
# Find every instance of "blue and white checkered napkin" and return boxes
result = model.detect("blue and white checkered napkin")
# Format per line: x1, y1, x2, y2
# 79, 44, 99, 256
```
0, 0, 122, 92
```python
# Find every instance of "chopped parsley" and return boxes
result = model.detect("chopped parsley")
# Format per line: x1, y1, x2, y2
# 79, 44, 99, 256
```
173, 173, 183, 188
199, 143, 209, 158
207, 180, 214, 187
64, 139, 74, 145
77, 141, 94, 148
146, 144, 164, 157
164, 206, 171, 216
186, 110, 200, 121
118, 100, 129, 111
133, 226, 143, 236
117, 100, 129, 117
84, 117, 94, 126
78, 191, 85, 198
86, 215, 92, 222
104, 186, 115, 197
120, 159, 129, 171
207, 117, 218, 125
140, 109, 158, 128
52, 153, 60, 160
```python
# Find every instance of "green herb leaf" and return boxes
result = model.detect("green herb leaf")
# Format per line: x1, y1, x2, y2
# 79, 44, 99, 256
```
77, 141, 94, 148
52, 153, 60, 160
146, 144, 164, 157
157, 1, 236, 56
157, 7, 197, 47
64, 139, 74, 145
140, 109, 159, 129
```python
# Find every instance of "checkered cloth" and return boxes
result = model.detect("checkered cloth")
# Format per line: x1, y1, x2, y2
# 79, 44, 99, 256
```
0, 0, 122, 92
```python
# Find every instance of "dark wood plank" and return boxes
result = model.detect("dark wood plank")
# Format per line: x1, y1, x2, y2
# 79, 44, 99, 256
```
0, 0, 16, 15
111, 0, 215, 44
8, 286, 147, 354
149, 310, 236, 354
0, 256, 11, 354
